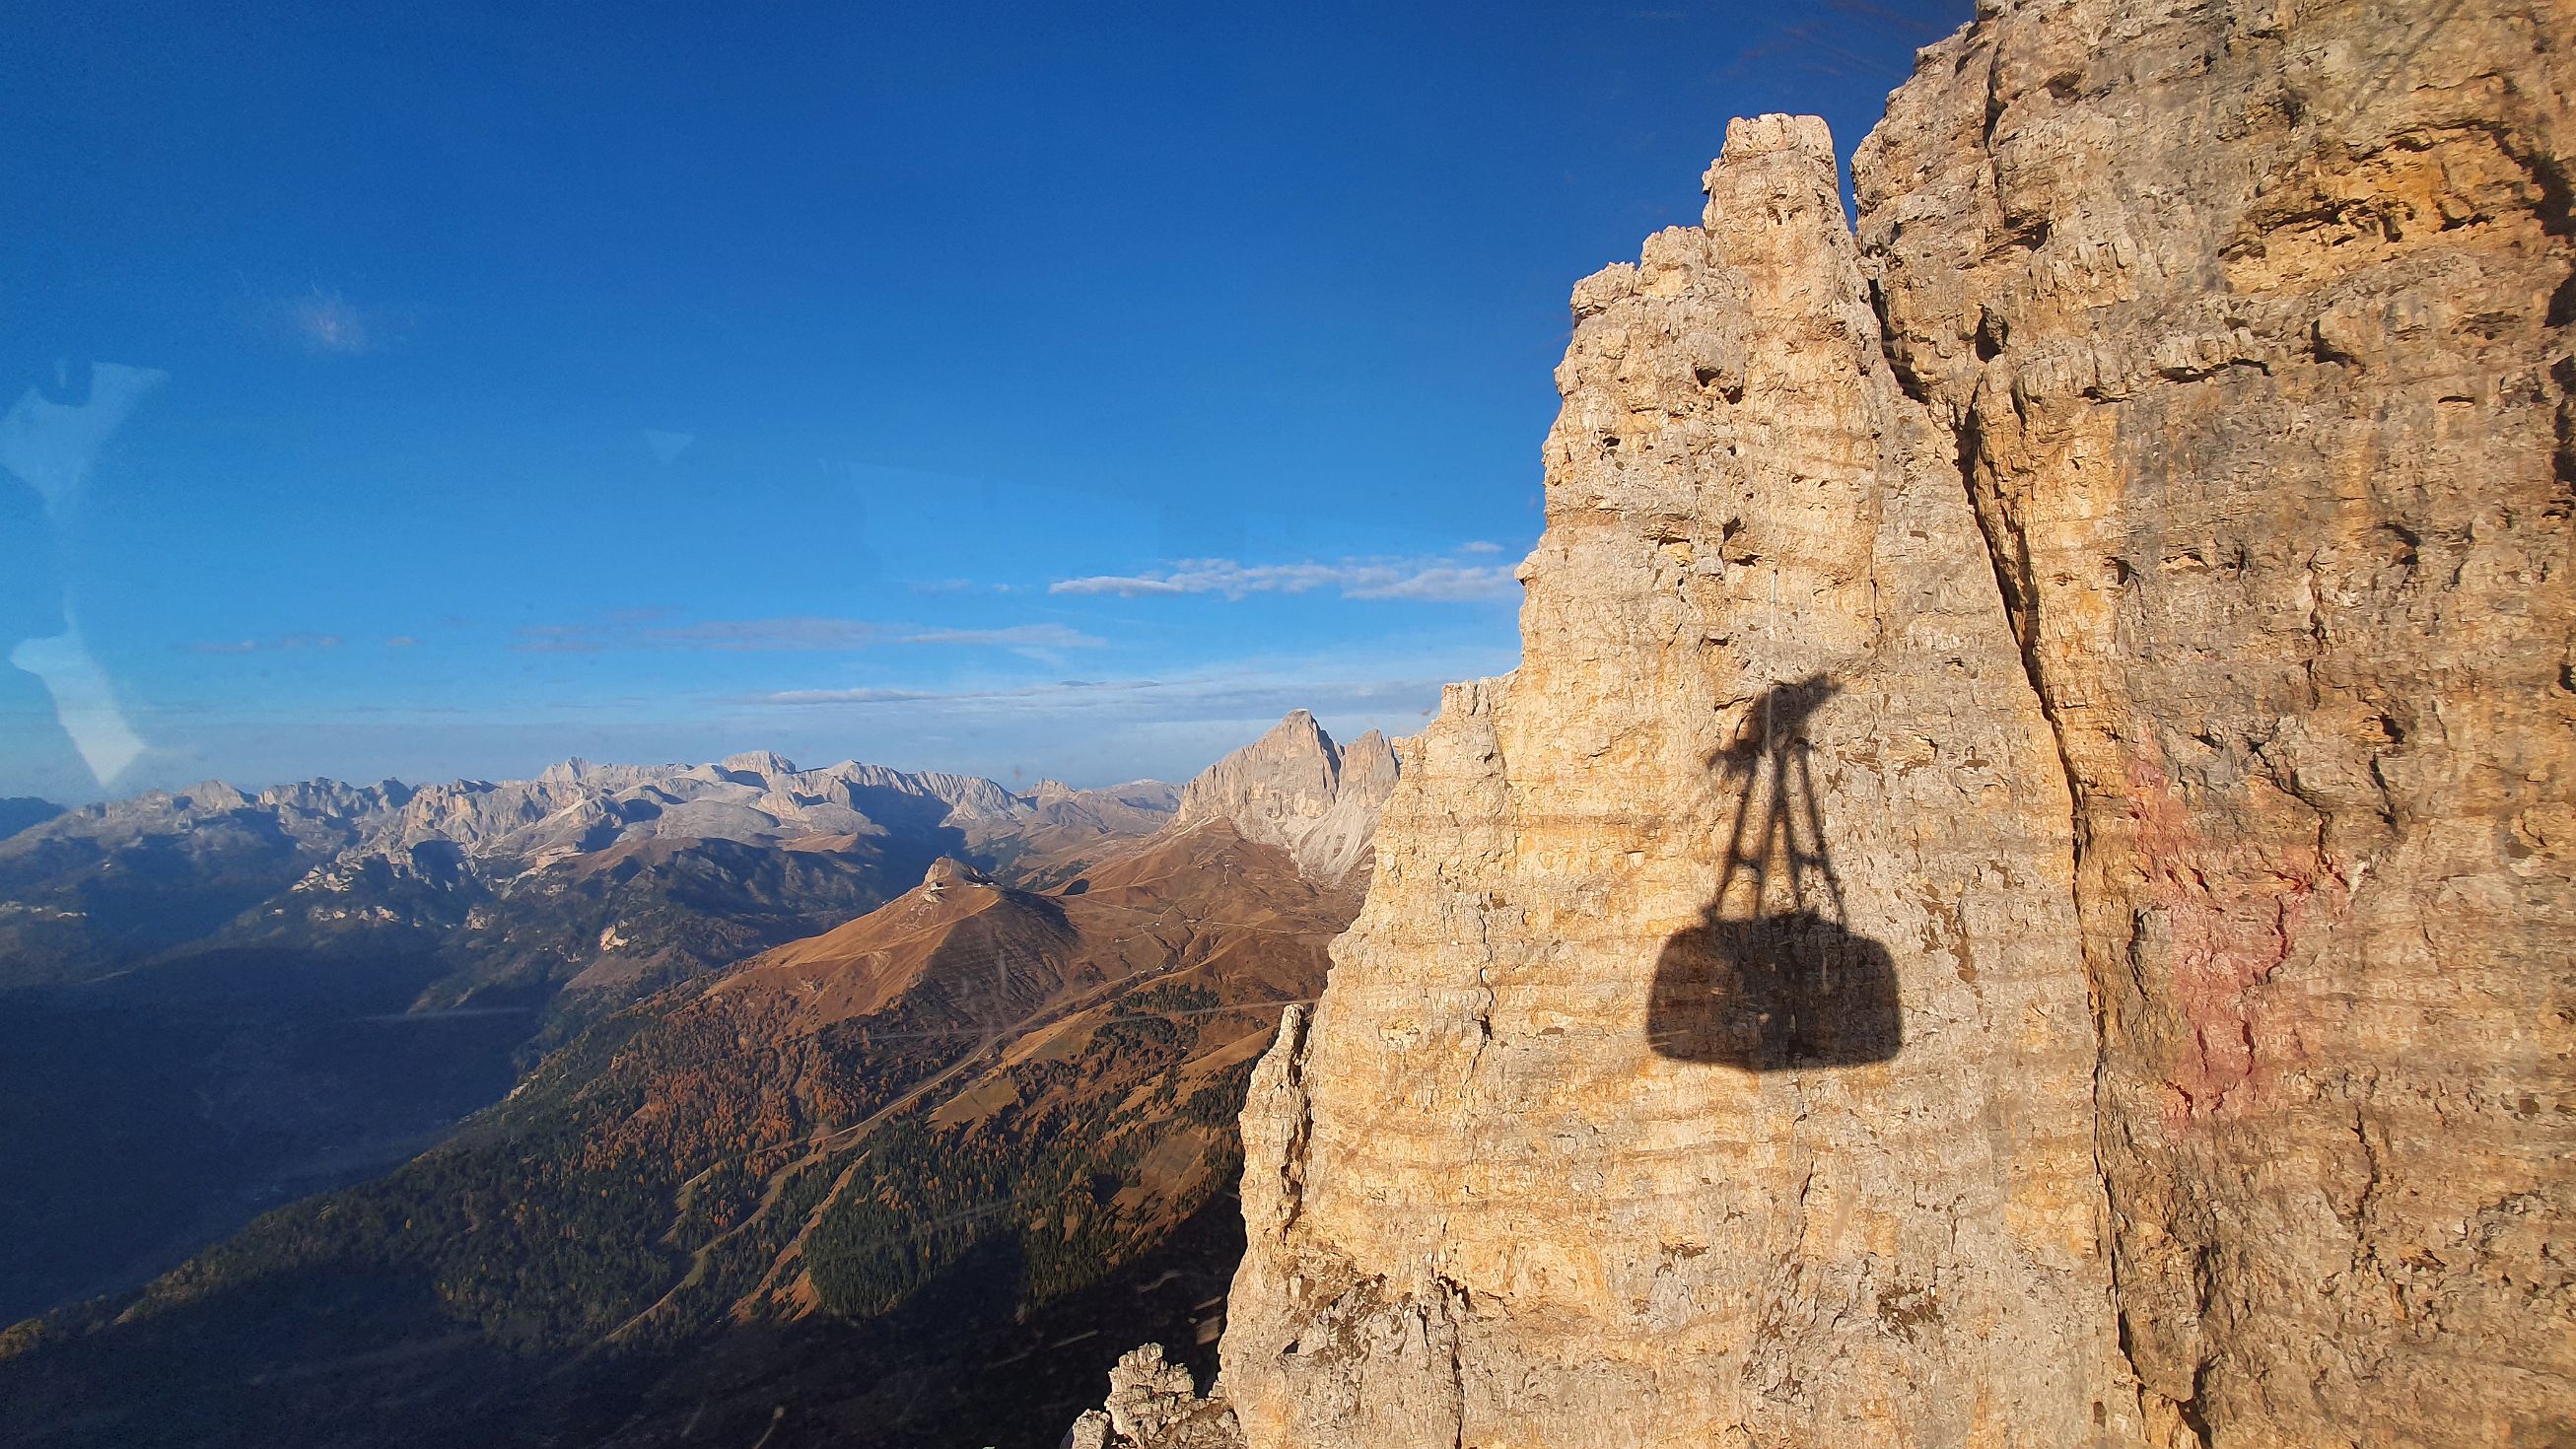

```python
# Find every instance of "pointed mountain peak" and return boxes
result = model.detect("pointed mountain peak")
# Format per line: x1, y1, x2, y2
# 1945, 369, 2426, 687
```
1264, 708, 1331, 748
1169, 711, 1402, 884
1247, 709, 1342, 773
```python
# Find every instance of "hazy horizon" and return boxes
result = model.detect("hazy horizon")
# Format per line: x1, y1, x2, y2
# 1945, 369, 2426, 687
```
4, 700, 1417, 804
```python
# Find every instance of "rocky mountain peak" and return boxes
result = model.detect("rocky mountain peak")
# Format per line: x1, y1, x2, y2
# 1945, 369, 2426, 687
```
169, 781, 253, 812
920, 857, 993, 893
1170, 712, 1400, 884
720, 750, 799, 777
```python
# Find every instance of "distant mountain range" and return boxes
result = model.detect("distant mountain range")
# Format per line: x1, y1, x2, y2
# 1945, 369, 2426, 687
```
0, 752, 1177, 995
0, 712, 1401, 1449
0, 750, 1179, 1326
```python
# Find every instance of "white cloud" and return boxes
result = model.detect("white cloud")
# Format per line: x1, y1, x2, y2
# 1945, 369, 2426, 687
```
1348, 565, 1518, 601
762, 685, 950, 705
639, 617, 881, 651
1050, 552, 1519, 603
1055, 574, 1191, 597
187, 632, 344, 655
244, 285, 410, 359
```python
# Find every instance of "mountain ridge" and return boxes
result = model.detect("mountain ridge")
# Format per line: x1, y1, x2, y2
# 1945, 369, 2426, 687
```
0, 749, 1178, 994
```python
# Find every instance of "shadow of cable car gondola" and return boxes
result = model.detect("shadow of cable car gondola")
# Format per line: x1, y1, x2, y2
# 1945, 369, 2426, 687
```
1646, 675, 1901, 1070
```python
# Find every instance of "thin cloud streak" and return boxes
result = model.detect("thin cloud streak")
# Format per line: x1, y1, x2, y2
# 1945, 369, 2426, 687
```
509, 616, 1104, 654
187, 633, 342, 655
1050, 552, 1520, 603
749, 661, 1496, 722
637, 617, 881, 651
897, 624, 1103, 649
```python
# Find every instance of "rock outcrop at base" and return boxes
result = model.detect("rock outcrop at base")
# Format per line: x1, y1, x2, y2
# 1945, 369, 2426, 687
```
1067, 1346, 1244, 1449
1081, 0, 2574, 1445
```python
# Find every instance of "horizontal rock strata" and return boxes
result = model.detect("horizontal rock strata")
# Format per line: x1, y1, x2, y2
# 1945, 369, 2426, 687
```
1219, 110, 2126, 1448
1858, 0, 2576, 1439
1152, 2, 2576, 1446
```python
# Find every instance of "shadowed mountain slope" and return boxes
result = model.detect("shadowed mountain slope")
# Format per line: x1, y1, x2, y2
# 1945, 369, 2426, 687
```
0, 796, 57, 844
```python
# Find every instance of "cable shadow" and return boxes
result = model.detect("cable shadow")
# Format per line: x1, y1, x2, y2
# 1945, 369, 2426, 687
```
1646, 674, 1902, 1070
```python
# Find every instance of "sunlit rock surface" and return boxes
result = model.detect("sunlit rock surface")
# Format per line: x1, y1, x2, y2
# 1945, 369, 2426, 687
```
1222, 111, 2120, 1449
1069, 1345, 1244, 1449
1857, 0, 2576, 1439
1092, 0, 2576, 1443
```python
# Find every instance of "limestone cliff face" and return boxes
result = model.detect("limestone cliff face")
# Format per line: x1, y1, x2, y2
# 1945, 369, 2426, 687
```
1171, 712, 1400, 884
1185, 3, 2575, 1447
1855, 1, 2576, 1440
1221, 113, 2126, 1449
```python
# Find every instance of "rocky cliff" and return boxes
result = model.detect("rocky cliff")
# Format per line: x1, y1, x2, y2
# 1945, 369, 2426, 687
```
1222, 109, 2123, 1448
1852, 1, 2576, 1438
1088, 1, 2576, 1445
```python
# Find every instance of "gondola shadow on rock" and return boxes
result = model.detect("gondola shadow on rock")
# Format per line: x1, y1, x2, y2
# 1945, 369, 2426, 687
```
1647, 907, 1901, 1070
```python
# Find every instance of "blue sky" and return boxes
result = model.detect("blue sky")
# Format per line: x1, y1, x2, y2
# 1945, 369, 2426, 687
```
2, 0, 1966, 800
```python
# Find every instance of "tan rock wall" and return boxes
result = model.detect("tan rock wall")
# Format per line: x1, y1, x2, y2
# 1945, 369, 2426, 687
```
1180, 4, 2575, 1447
1858, 1, 2576, 1442
1220, 114, 2137, 1449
